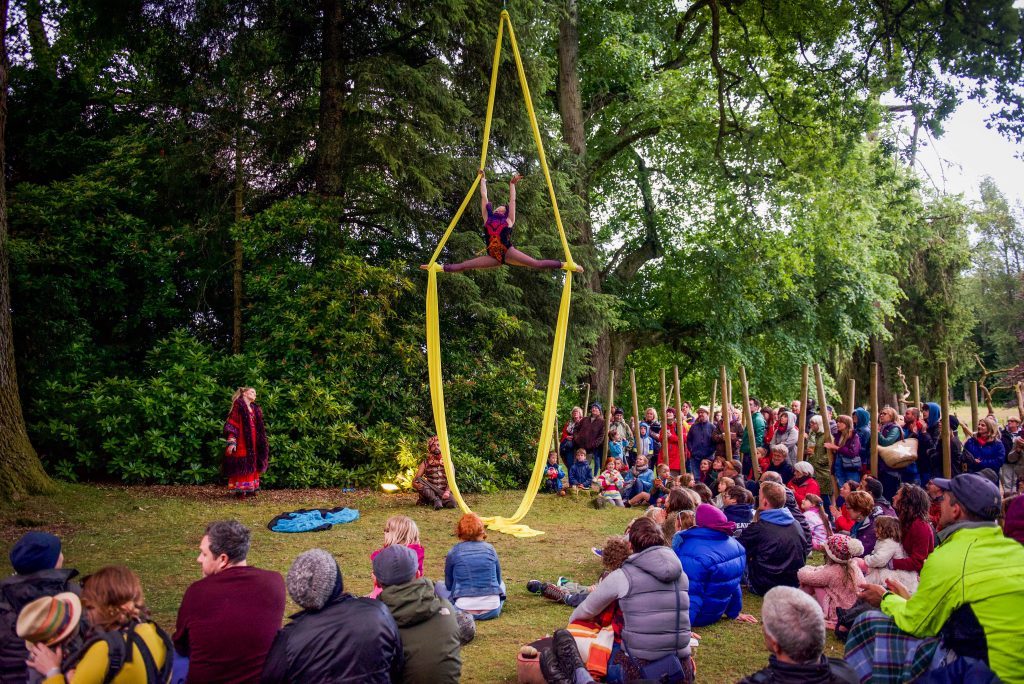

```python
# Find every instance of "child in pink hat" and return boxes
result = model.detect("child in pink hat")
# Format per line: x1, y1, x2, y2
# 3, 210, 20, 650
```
796, 534, 865, 628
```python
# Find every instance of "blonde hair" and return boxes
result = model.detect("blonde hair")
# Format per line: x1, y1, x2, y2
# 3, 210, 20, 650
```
231, 387, 254, 404
383, 515, 420, 547
879, 406, 898, 423
980, 415, 1000, 440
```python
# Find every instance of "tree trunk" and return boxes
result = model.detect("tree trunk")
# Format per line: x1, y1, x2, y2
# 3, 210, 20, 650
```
0, 0, 52, 500
316, 0, 346, 196
232, 129, 244, 355
24, 0, 54, 77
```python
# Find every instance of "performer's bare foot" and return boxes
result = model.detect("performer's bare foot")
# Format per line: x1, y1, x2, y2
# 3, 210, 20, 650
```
420, 264, 430, 270
567, 262, 584, 273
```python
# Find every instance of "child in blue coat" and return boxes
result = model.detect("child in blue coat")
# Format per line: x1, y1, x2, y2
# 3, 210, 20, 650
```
567, 448, 594, 490
543, 450, 567, 495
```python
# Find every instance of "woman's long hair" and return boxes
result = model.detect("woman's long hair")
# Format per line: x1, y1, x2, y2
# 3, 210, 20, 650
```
895, 483, 930, 533
81, 566, 148, 632
231, 387, 254, 405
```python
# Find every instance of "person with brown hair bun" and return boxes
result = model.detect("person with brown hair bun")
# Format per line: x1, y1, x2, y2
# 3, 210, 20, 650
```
223, 387, 269, 498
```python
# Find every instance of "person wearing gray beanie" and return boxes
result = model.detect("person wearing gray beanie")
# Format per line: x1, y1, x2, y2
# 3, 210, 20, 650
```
261, 550, 402, 683
286, 549, 342, 611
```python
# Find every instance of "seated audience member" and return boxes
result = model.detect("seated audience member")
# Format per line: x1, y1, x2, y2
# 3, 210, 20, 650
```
739, 482, 807, 595
24, 566, 171, 683
723, 486, 755, 537
761, 471, 812, 556
527, 535, 631, 607
830, 480, 859, 533
174, 520, 285, 684
722, 458, 746, 490
712, 476, 734, 508
766, 444, 795, 484
569, 517, 694, 682
568, 448, 594, 491
260, 549, 402, 683
691, 482, 713, 505
846, 490, 881, 555
543, 450, 567, 496
797, 535, 865, 628
800, 494, 829, 550
738, 586, 858, 683
624, 454, 655, 506
412, 436, 457, 509
595, 458, 626, 507
672, 505, 756, 627
888, 483, 934, 574
850, 473, 1024, 683
861, 477, 896, 517
788, 461, 821, 506
437, 514, 505, 621
859, 516, 919, 593
1, 532, 82, 683
1005, 494, 1024, 546
649, 463, 673, 506
373, 545, 461, 684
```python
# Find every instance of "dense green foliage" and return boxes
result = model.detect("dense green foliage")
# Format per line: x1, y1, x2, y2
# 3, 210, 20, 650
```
4, 0, 1023, 487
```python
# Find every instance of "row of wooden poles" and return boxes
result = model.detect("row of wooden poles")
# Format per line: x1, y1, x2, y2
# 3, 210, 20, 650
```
566, 361, 1024, 498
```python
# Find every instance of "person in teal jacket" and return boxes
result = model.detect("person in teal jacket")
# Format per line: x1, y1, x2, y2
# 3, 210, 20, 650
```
852, 473, 1024, 683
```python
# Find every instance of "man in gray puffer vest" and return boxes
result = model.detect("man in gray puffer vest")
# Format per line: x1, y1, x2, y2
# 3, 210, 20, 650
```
569, 517, 694, 681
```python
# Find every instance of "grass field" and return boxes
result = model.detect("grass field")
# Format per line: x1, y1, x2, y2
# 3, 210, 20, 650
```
0, 484, 846, 683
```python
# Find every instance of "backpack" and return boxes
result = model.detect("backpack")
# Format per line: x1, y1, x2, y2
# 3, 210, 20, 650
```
64, 622, 173, 684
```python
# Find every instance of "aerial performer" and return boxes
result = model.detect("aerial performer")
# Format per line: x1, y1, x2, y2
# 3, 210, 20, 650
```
422, 170, 584, 273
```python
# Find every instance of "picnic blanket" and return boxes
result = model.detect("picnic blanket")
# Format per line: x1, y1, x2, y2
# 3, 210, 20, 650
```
268, 507, 360, 533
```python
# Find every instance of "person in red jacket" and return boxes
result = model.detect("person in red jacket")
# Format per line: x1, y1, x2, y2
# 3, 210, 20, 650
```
830, 480, 859, 533
662, 407, 685, 474
890, 483, 935, 573
788, 461, 822, 507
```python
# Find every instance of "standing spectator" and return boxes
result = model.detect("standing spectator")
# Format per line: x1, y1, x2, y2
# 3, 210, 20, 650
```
761, 407, 777, 450
686, 406, 715, 477
174, 521, 285, 684
920, 402, 941, 485
662, 407, 685, 474
741, 398, 767, 477
643, 407, 663, 464
1002, 427, 1024, 492
739, 482, 807, 595
853, 408, 872, 473
960, 415, 1006, 473
738, 586, 858, 683
805, 415, 833, 508
373, 545, 461, 684
770, 411, 799, 465
609, 407, 634, 464
570, 517, 694, 682
437, 514, 505, 621
223, 386, 270, 498
260, 550, 402, 683
560, 406, 584, 466
712, 408, 742, 463
999, 416, 1020, 456
825, 415, 861, 486
1, 532, 81, 684
574, 403, 607, 477
877, 407, 907, 499
851, 473, 1024, 683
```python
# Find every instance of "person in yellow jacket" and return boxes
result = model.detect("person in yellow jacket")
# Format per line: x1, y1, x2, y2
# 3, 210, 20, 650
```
852, 473, 1024, 683
21, 566, 169, 683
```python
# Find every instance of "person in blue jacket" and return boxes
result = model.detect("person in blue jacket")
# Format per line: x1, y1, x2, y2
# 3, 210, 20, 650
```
623, 454, 655, 505
853, 408, 872, 472
567, 448, 594, 490
672, 504, 758, 627
961, 415, 1007, 473
543, 450, 567, 495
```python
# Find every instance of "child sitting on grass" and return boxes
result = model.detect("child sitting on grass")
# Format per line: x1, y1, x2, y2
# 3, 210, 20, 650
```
526, 535, 631, 606
568, 448, 594, 491
649, 463, 672, 507
859, 515, 920, 593
801, 493, 831, 551
368, 515, 425, 598
797, 534, 865, 628
595, 457, 625, 507
623, 454, 655, 506
722, 486, 755, 537
543, 450, 567, 496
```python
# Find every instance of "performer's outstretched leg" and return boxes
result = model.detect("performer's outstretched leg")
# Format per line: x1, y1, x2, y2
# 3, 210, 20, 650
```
421, 255, 501, 272
505, 248, 584, 272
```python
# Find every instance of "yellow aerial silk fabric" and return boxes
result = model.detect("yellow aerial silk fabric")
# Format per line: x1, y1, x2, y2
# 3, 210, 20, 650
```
425, 11, 578, 537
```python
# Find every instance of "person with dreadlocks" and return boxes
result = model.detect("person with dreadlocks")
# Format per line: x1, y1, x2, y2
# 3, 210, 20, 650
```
413, 436, 457, 510
223, 387, 269, 498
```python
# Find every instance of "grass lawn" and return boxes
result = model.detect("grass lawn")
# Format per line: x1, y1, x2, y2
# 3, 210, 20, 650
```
0, 484, 843, 683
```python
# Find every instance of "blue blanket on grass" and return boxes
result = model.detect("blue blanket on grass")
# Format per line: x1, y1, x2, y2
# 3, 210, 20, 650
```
268, 507, 360, 533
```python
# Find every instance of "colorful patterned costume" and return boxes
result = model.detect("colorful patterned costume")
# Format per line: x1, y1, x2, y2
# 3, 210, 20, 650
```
413, 437, 457, 509
223, 399, 269, 492
482, 202, 513, 263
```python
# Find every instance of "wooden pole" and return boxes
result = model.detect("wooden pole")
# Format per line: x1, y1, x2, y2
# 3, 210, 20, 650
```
814, 363, 838, 500
630, 369, 640, 440
583, 383, 590, 412
941, 362, 951, 478
602, 370, 614, 466
796, 364, 809, 462
660, 369, 668, 465
1017, 382, 1024, 422
913, 375, 921, 410
870, 362, 879, 477
720, 366, 732, 462
740, 366, 760, 478
969, 381, 979, 429
710, 379, 718, 419
846, 378, 856, 415
674, 366, 684, 474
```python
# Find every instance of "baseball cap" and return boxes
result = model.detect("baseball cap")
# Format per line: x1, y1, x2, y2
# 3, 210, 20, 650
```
931, 473, 1001, 520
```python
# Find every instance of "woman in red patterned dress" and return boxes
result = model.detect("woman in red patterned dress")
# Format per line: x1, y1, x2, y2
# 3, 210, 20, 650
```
223, 387, 269, 498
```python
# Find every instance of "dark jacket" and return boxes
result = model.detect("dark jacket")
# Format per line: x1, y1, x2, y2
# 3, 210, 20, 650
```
378, 578, 461, 684
768, 460, 795, 484
724, 503, 755, 537
568, 461, 593, 487
573, 416, 605, 452
259, 593, 402, 684
739, 655, 859, 683
963, 436, 1006, 473
0, 569, 82, 684
738, 508, 806, 596
853, 408, 872, 468
672, 528, 745, 627
686, 419, 716, 461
